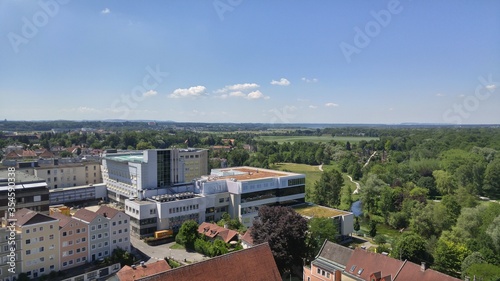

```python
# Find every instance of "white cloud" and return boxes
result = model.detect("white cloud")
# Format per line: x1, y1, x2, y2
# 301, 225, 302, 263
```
436, 93, 445, 97
143, 90, 158, 97
301, 77, 318, 83
247, 90, 269, 100
101, 8, 111, 14
215, 83, 260, 93
270, 78, 290, 86
169, 86, 206, 98
229, 91, 246, 97
486, 84, 497, 91
309, 105, 318, 109
325, 102, 339, 107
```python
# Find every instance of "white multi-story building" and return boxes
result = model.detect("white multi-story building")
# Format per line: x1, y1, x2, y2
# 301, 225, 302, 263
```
124, 166, 306, 237
102, 149, 208, 207
16, 161, 102, 189
72, 209, 110, 262
95, 206, 130, 253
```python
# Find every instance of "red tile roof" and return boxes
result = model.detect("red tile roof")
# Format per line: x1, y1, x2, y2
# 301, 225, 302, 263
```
116, 260, 171, 281
12, 208, 57, 226
73, 209, 99, 223
344, 248, 405, 280
241, 228, 254, 246
395, 261, 461, 281
95, 205, 120, 219
137, 243, 281, 281
50, 212, 72, 228
197, 222, 239, 243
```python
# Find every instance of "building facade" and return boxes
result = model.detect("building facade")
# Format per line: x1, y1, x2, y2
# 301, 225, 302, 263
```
0, 171, 50, 218
15, 161, 103, 189
50, 213, 88, 271
102, 149, 208, 207
95, 206, 130, 252
72, 209, 110, 262
9, 209, 60, 279
0, 227, 22, 281
124, 166, 306, 237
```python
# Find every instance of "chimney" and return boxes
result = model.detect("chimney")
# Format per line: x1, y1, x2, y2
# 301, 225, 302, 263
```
420, 262, 426, 272
131, 264, 136, 269
140, 261, 145, 267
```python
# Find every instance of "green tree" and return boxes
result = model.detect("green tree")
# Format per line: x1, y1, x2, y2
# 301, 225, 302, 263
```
432, 170, 456, 195
309, 217, 340, 248
175, 220, 199, 249
486, 215, 500, 251
360, 174, 385, 215
369, 220, 377, 237
353, 216, 360, 232
464, 263, 500, 281
484, 158, 500, 198
461, 252, 486, 279
251, 206, 308, 274
433, 233, 471, 277
391, 232, 431, 265
313, 169, 344, 207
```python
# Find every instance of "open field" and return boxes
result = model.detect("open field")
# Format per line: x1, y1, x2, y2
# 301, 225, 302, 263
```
258, 135, 379, 144
272, 163, 356, 204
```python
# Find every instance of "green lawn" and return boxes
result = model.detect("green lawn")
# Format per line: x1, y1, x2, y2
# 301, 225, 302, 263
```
258, 135, 379, 144
169, 243, 185, 250
272, 162, 356, 206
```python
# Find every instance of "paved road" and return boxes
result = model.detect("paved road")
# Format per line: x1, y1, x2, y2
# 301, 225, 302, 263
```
130, 235, 206, 264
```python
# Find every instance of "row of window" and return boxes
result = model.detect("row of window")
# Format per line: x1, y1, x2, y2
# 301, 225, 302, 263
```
240, 185, 305, 203
317, 268, 331, 278
62, 247, 86, 257
25, 225, 53, 234
26, 265, 55, 278
26, 246, 50, 255
112, 237, 128, 244
63, 227, 86, 236
62, 237, 86, 247
62, 256, 87, 267
91, 233, 109, 240
91, 241, 108, 249
169, 204, 199, 214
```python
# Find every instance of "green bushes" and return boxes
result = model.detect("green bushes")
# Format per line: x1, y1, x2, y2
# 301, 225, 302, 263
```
194, 238, 229, 257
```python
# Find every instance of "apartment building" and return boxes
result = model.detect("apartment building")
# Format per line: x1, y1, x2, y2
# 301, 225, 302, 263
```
95, 206, 130, 252
102, 149, 207, 206
125, 166, 306, 237
72, 209, 110, 262
50, 213, 88, 270
0, 170, 50, 218
34, 162, 102, 189
0, 227, 22, 281
10, 209, 60, 279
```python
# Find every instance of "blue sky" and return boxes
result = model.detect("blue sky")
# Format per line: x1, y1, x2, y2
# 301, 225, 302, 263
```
1, 0, 499, 124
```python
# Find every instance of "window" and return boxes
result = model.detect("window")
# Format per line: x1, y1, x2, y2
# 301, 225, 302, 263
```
97, 234, 102, 239
26, 239, 30, 244
98, 225, 101, 229
124, 219, 127, 223
219, 198, 224, 203
63, 262, 67, 267
39, 247, 44, 252
113, 231, 116, 235
82, 247, 86, 252
26, 250, 31, 255
39, 267, 45, 273
76, 248, 80, 253
63, 232, 67, 237
112, 222, 116, 226
50, 225, 53, 229
68, 230, 72, 235
91, 235, 95, 240
39, 236, 44, 242
125, 237, 128, 241
26, 229, 30, 234
91, 226, 95, 231
124, 229, 128, 233
49, 234, 54, 240
104, 242, 108, 246
76, 229, 80, 234
82, 237, 86, 242
113, 240, 116, 244
50, 265, 54, 270
33, 228, 36, 233
39, 227, 43, 231
92, 245, 95, 249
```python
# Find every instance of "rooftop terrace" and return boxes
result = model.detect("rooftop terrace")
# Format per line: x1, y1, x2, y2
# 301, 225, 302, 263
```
105, 153, 144, 163
211, 166, 301, 181
293, 203, 351, 218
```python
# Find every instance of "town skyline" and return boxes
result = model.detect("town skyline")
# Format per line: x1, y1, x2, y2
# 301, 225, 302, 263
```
1, 1, 499, 124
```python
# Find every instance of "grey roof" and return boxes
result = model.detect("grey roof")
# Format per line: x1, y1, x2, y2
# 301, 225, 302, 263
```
0, 170, 45, 185
13, 208, 57, 226
317, 240, 354, 268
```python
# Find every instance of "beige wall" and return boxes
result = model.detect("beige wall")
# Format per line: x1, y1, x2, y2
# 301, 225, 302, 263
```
34, 163, 103, 189
181, 150, 208, 182
59, 219, 88, 270
19, 220, 60, 278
